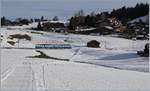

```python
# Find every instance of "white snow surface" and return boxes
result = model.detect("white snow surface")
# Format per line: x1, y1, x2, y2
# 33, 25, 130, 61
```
128, 15, 149, 24
0, 26, 149, 91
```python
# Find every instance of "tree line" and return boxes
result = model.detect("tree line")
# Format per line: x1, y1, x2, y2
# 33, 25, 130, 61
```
110, 3, 149, 23
1, 16, 59, 26
68, 3, 149, 30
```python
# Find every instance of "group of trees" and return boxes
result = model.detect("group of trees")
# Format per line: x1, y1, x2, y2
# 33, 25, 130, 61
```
1, 17, 32, 26
37, 16, 59, 22
110, 3, 149, 23
1, 17, 12, 26
68, 15, 97, 30
36, 16, 59, 30
16, 18, 31, 25
1, 15, 60, 26
68, 11, 111, 30
68, 3, 149, 30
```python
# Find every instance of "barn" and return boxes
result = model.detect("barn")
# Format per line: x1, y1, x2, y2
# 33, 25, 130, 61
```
34, 39, 72, 49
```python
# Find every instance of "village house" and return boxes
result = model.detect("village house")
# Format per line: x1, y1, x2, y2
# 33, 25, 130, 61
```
42, 21, 68, 33
74, 18, 123, 35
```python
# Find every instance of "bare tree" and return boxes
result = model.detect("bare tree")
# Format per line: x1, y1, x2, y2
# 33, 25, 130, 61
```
74, 9, 85, 17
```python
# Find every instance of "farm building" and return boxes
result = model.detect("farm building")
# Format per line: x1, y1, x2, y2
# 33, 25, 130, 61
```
87, 40, 100, 48
34, 39, 72, 49
35, 44, 72, 49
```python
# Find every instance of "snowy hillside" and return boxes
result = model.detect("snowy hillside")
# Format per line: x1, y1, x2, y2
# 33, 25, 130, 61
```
129, 14, 149, 23
1, 26, 149, 91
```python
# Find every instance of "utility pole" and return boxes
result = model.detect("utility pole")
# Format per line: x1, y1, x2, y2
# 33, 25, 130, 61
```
17, 39, 20, 48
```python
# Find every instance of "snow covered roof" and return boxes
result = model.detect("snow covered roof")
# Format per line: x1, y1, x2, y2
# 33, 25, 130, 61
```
75, 28, 96, 31
43, 20, 67, 24
33, 39, 67, 44
128, 15, 149, 24
5, 23, 38, 30
104, 26, 113, 30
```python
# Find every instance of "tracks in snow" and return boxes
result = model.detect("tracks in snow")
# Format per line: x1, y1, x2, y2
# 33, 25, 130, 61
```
1, 62, 37, 91
1, 64, 16, 82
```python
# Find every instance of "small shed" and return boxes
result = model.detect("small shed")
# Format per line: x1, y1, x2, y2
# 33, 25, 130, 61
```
87, 40, 100, 48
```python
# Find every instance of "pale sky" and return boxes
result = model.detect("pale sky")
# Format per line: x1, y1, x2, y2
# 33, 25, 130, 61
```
1, 0, 149, 20
2, 0, 149, 2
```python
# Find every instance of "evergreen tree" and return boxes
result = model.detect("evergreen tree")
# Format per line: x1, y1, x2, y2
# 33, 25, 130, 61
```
41, 16, 44, 21
1, 16, 12, 26
37, 21, 42, 30
30, 19, 33, 23
85, 15, 96, 27
1, 16, 6, 26
68, 17, 77, 30
19, 19, 30, 25
53, 16, 59, 21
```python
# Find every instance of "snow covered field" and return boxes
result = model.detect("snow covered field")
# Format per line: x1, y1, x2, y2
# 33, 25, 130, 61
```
0, 25, 149, 91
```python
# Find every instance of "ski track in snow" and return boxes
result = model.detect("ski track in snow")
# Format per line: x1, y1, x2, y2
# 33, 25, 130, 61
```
1, 64, 16, 82
1, 64, 34, 91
